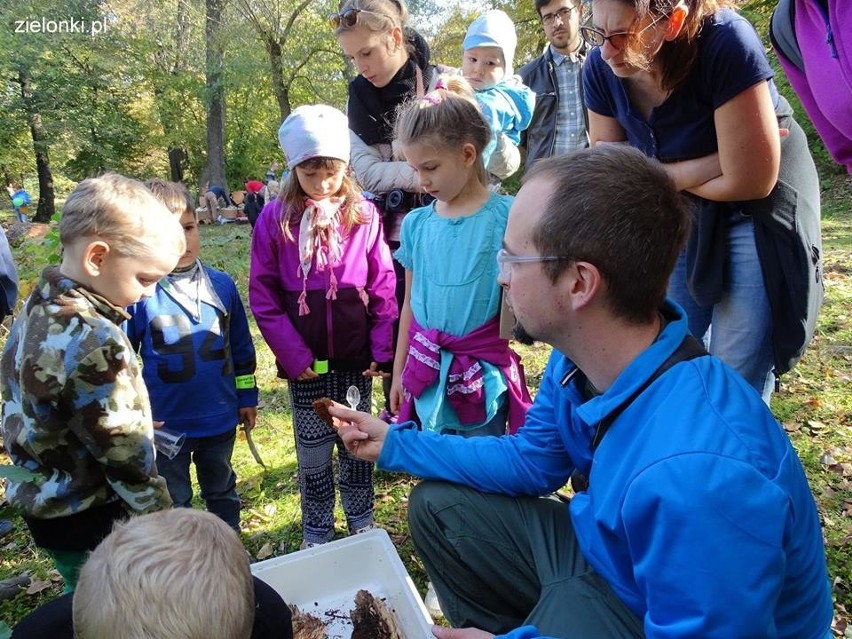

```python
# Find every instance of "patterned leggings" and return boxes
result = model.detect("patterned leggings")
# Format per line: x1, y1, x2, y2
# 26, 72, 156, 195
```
289, 371, 374, 544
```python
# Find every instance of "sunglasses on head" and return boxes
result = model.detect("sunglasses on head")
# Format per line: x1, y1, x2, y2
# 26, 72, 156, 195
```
329, 8, 391, 29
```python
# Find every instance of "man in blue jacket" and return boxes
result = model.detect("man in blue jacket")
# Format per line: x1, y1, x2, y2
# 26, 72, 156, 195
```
331, 146, 833, 639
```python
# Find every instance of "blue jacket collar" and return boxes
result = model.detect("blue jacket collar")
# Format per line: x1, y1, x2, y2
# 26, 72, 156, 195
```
574, 299, 689, 426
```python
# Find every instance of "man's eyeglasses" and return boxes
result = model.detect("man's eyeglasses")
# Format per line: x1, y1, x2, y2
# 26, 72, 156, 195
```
580, 13, 667, 49
541, 5, 577, 27
496, 249, 570, 279
329, 8, 390, 29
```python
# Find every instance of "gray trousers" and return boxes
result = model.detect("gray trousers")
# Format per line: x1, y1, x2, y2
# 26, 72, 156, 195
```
408, 481, 645, 638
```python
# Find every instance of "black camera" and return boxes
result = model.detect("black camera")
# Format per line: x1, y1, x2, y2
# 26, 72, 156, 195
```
370, 190, 434, 219
383, 189, 409, 214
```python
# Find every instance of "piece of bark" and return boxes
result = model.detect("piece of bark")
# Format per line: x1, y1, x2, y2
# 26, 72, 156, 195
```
312, 398, 335, 428
288, 604, 326, 639
350, 589, 403, 639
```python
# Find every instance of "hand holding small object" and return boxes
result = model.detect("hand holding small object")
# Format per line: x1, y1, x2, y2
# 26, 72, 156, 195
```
239, 406, 257, 432
327, 405, 389, 463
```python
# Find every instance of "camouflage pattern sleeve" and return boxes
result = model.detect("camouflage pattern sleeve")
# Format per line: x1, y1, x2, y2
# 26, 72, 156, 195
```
2, 269, 171, 520
64, 329, 173, 513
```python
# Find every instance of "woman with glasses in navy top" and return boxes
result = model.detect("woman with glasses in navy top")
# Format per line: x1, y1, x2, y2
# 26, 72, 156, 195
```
582, 0, 823, 404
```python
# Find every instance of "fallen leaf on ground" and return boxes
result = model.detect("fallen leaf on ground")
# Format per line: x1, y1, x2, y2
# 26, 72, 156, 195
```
256, 542, 273, 560
822, 452, 839, 466
25, 580, 51, 595
247, 507, 272, 523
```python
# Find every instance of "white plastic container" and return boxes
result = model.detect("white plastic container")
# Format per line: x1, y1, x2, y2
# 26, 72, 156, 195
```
250, 529, 433, 638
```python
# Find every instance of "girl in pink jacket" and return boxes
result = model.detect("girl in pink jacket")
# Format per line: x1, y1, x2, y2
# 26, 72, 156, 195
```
249, 105, 397, 549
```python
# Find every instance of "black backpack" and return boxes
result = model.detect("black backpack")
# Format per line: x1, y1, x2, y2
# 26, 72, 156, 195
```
769, 0, 803, 71
244, 191, 265, 227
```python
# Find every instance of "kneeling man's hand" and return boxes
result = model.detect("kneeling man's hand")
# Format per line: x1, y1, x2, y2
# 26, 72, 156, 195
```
328, 405, 389, 462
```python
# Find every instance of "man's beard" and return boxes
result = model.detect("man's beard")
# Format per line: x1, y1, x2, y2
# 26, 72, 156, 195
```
512, 320, 537, 346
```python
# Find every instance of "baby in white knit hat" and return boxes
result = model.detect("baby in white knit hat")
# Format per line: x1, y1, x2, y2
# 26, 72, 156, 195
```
461, 10, 536, 155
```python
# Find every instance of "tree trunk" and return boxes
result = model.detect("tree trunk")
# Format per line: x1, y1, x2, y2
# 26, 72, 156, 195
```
267, 38, 290, 123
168, 147, 186, 182
166, 0, 190, 184
16, 68, 55, 223
205, 0, 228, 189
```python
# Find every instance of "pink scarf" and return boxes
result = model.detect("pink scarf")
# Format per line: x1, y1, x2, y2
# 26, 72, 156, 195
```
297, 197, 344, 316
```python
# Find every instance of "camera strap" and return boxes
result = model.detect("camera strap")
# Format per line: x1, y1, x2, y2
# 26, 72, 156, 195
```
570, 334, 707, 493
415, 66, 425, 98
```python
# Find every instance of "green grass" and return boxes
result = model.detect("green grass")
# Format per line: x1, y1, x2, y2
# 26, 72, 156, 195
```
770, 177, 852, 633
1, 178, 851, 632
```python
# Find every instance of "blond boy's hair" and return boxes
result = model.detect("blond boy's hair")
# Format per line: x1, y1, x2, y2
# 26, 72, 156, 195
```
60, 173, 184, 257
72, 509, 255, 639
144, 178, 196, 219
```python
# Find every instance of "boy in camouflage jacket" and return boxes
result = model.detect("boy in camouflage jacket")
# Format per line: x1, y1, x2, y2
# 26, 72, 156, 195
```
0, 174, 185, 591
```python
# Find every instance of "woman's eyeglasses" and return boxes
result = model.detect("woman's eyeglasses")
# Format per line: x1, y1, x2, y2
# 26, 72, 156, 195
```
329, 8, 390, 29
580, 14, 667, 50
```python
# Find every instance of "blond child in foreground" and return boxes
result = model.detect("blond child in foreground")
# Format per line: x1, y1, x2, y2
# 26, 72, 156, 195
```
12, 509, 294, 639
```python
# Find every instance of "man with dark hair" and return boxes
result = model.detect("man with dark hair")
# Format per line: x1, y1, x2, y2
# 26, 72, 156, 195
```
330, 146, 833, 638
519, 0, 588, 169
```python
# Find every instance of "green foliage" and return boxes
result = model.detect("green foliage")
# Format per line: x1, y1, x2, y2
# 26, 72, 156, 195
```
0, 0, 169, 185
9, 214, 62, 300
426, 4, 477, 68
1, 0, 842, 200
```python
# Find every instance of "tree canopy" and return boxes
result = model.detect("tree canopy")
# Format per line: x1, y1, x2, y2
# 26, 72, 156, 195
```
0, 0, 832, 221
